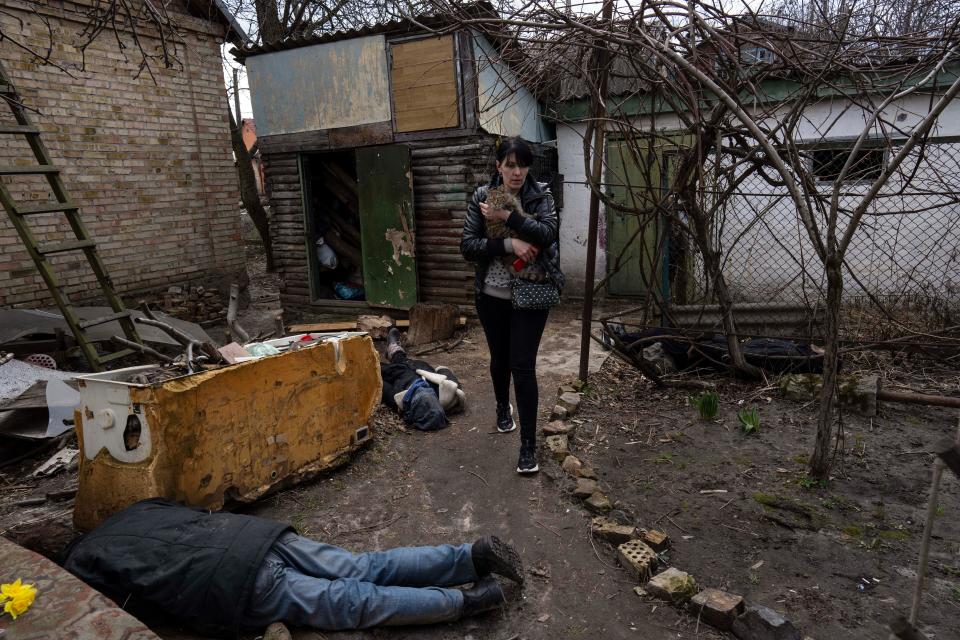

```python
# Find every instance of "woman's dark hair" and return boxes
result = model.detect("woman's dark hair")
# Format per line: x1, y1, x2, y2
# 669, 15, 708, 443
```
495, 136, 534, 167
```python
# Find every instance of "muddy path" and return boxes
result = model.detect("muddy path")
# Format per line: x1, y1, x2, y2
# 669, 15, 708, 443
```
158, 310, 707, 640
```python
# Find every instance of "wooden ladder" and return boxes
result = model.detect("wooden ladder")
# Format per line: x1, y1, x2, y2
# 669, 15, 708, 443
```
0, 61, 143, 371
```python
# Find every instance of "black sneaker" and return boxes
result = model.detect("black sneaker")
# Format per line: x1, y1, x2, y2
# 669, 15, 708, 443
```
496, 403, 517, 433
472, 535, 524, 584
516, 443, 539, 474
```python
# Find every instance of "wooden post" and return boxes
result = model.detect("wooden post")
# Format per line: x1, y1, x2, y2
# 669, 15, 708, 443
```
578, 0, 615, 382
909, 417, 960, 625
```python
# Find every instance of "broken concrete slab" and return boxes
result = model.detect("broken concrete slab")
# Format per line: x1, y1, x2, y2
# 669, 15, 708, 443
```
690, 588, 745, 631
573, 477, 599, 498
561, 455, 583, 476
732, 605, 801, 640
1, 536, 159, 638
617, 539, 657, 579
584, 491, 612, 513
557, 391, 582, 415
543, 420, 575, 436
592, 516, 637, 544
646, 567, 698, 605
641, 529, 670, 552
545, 434, 570, 462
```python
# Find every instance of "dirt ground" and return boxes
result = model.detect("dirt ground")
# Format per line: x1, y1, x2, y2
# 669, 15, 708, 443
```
2, 246, 959, 639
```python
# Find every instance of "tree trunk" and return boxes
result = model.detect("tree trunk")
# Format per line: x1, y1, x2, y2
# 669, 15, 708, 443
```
810, 258, 843, 478
704, 247, 764, 378
228, 107, 274, 272
254, 0, 284, 42
408, 303, 459, 346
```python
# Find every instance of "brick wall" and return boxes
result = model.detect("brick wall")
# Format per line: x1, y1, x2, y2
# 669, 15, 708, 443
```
0, 0, 246, 309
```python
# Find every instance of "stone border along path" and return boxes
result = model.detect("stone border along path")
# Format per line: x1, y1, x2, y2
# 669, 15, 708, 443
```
544, 380, 812, 640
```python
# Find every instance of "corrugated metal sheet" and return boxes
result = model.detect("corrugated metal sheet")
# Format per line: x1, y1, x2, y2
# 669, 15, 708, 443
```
247, 35, 392, 137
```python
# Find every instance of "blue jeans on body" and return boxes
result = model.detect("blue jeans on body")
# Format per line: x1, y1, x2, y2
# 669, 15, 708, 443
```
243, 532, 478, 630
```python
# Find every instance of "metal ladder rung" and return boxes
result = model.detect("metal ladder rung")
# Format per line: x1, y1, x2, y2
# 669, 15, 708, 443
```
15, 201, 79, 216
0, 165, 59, 175
79, 311, 132, 330
38, 239, 96, 255
97, 348, 138, 364
0, 125, 39, 134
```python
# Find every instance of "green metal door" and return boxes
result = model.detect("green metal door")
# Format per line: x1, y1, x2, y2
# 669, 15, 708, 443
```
605, 134, 693, 299
356, 145, 418, 308
605, 139, 662, 297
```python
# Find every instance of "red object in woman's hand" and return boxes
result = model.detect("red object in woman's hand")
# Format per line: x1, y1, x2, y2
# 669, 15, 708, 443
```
512, 246, 539, 271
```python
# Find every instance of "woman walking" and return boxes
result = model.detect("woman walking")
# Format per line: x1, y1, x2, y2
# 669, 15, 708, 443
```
460, 137, 563, 474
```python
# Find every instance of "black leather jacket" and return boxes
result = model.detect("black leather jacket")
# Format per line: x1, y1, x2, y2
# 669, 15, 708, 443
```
460, 174, 564, 294
63, 498, 292, 634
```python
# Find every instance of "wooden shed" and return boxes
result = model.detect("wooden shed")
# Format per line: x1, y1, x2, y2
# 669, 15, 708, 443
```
235, 13, 557, 313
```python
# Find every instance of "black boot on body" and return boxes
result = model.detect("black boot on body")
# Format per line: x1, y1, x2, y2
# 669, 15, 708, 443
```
472, 535, 524, 584
460, 576, 506, 617
516, 440, 539, 475
496, 403, 517, 433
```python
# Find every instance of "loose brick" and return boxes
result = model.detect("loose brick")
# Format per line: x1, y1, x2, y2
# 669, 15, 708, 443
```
646, 568, 698, 605
641, 529, 671, 552
545, 434, 569, 462
690, 588, 744, 631
544, 420, 575, 436
557, 391, 582, 415
560, 455, 582, 476
592, 516, 637, 544
573, 478, 598, 498
584, 491, 612, 514
617, 539, 657, 579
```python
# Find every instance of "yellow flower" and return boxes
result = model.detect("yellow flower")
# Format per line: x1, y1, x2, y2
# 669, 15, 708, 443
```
0, 579, 37, 619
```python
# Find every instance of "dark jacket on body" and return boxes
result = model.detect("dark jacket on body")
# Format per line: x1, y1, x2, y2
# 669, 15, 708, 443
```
63, 498, 292, 634
460, 174, 564, 294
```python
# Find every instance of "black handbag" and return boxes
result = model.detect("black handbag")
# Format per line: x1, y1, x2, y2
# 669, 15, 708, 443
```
511, 277, 560, 310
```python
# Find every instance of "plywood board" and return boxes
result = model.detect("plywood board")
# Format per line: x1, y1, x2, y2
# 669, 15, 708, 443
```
391, 36, 459, 133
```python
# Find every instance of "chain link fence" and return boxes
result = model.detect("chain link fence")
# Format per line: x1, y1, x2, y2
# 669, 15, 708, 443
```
661, 136, 960, 340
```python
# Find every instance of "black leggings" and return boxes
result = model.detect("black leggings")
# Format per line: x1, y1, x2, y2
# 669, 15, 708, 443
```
475, 293, 550, 443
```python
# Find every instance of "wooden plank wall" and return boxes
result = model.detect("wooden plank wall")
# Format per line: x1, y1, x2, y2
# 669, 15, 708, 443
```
261, 132, 495, 312
262, 152, 312, 307
410, 134, 495, 307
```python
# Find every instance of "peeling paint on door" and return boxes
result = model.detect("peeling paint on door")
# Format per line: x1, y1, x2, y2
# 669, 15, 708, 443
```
357, 145, 419, 308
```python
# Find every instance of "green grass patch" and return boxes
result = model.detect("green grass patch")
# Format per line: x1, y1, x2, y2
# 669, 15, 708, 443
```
878, 529, 909, 541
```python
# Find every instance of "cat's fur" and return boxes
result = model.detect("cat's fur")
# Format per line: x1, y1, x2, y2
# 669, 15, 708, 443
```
483, 185, 529, 238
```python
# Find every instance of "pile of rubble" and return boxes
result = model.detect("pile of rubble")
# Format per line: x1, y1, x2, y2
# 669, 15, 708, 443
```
137, 285, 227, 325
